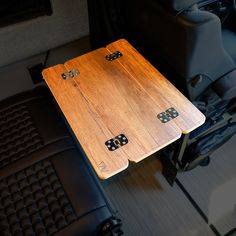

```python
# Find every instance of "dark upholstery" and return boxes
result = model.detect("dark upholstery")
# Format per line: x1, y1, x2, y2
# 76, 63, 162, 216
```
88, 0, 235, 100
0, 87, 117, 236
0, 88, 69, 169
222, 29, 236, 65
158, 0, 200, 11
121, 0, 235, 99
0, 159, 77, 236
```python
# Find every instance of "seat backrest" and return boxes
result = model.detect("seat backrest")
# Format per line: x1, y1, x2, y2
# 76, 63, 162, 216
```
158, 0, 201, 12
123, 0, 235, 99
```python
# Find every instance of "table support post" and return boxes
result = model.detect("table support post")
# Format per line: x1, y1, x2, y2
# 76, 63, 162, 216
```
161, 157, 178, 186
161, 133, 190, 186
173, 133, 190, 167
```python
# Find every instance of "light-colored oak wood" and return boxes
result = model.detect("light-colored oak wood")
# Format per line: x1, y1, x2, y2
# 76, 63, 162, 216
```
42, 39, 205, 179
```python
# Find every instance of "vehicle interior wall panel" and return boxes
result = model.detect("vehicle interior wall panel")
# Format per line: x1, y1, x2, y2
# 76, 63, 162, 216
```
0, 0, 89, 67
0, 54, 43, 101
0, 37, 90, 101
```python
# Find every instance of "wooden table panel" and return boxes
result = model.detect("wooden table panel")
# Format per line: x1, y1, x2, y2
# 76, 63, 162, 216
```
64, 48, 182, 162
106, 39, 206, 134
43, 64, 129, 179
43, 39, 205, 179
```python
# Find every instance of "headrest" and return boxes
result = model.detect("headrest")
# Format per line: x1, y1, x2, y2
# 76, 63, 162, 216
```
159, 0, 201, 12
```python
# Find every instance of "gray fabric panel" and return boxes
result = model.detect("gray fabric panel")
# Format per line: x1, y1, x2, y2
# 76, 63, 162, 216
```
0, 0, 89, 67
0, 37, 90, 101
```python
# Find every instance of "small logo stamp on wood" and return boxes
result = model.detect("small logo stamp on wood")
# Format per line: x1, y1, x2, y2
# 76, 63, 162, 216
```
98, 161, 109, 172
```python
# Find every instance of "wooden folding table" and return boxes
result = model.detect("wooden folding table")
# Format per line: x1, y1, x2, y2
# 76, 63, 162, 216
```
42, 39, 205, 179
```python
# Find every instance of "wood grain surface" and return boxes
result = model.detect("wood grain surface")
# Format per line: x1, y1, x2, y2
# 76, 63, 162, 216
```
106, 39, 205, 134
42, 39, 205, 179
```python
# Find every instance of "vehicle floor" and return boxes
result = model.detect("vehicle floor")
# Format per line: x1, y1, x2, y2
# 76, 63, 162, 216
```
102, 135, 236, 236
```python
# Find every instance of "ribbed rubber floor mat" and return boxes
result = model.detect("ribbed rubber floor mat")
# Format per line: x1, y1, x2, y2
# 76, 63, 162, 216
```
0, 104, 43, 169
0, 159, 77, 236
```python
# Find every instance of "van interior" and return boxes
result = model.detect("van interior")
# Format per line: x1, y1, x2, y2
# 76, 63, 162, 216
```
0, 0, 236, 235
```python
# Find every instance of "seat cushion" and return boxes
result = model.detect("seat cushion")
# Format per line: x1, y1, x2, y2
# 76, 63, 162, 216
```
222, 29, 236, 65
0, 87, 70, 169
0, 87, 117, 236
0, 149, 113, 236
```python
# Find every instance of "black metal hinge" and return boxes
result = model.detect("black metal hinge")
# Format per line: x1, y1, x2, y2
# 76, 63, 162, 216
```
105, 134, 128, 151
157, 107, 179, 123
105, 51, 123, 61
61, 69, 79, 80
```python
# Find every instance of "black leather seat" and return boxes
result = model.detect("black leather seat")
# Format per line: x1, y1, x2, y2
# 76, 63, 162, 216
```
122, 0, 236, 100
88, 0, 236, 100
222, 29, 236, 64
0, 87, 122, 236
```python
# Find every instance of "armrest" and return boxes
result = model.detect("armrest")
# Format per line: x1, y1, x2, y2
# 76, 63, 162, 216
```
178, 9, 234, 79
213, 69, 236, 100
